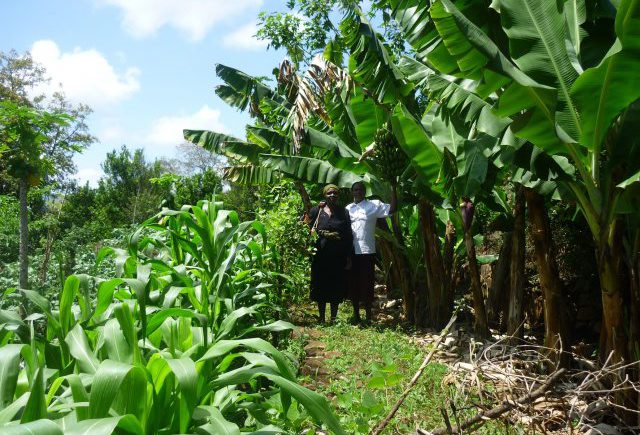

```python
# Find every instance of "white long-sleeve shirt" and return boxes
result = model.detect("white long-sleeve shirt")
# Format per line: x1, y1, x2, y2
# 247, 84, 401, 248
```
345, 199, 391, 254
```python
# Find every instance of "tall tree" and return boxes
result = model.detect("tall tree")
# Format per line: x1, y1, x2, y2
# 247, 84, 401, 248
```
95, 146, 165, 226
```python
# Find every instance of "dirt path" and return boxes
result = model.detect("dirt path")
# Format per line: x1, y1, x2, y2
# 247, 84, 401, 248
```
295, 327, 341, 395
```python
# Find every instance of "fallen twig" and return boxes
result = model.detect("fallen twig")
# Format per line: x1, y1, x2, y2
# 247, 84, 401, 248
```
416, 368, 566, 435
370, 314, 457, 435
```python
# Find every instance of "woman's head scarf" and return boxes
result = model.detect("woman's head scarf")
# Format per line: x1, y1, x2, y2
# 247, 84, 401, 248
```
323, 184, 339, 195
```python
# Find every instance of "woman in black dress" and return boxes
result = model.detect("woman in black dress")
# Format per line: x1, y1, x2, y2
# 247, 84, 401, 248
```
307, 184, 353, 323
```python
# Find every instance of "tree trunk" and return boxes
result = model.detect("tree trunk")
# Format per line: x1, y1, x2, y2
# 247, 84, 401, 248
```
597, 222, 638, 423
416, 201, 432, 328
597, 220, 629, 363
19, 177, 29, 290
295, 180, 312, 213
444, 221, 456, 285
132, 184, 141, 224
487, 231, 512, 330
40, 226, 56, 288
525, 188, 571, 367
460, 198, 488, 338
390, 213, 404, 247
463, 228, 489, 338
507, 187, 526, 342
629, 244, 640, 427
443, 221, 456, 322
418, 199, 449, 328
376, 236, 399, 298
629, 233, 640, 363
377, 220, 414, 324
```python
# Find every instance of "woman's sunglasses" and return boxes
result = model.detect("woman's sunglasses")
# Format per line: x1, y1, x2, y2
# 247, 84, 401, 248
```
326, 191, 339, 196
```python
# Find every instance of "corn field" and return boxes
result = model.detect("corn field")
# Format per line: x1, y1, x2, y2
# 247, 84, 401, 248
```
0, 200, 344, 434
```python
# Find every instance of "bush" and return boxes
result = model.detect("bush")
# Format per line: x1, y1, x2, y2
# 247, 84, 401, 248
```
257, 181, 314, 305
0, 195, 19, 263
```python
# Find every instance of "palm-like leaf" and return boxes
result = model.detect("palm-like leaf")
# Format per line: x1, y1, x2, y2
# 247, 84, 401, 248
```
571, 0, 640, 153
495, 0, 581, 141
430, 0, 490, 80
183, 130, 242, 154
341, 7, 413, 105
388, 0, 458, 74
214, 64, 276, 117
260, 154, 370, 188
223, 165, 278, 184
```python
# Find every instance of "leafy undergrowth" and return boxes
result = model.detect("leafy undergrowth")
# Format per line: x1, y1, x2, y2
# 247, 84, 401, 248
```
293, 306, 520, 434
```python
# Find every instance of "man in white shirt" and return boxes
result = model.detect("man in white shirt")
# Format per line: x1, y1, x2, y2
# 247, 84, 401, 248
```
345, 181, 397, 323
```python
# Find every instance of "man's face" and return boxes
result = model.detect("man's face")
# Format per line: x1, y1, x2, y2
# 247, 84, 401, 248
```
352, 184, 365, 203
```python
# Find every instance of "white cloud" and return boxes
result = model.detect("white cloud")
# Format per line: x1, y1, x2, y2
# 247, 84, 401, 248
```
145, 105, 228, 149
98, 124, 127, 144
74, 168, 104, 187
98, 0, 263, 41
30, 40, 140, 109
222, 21, 268, 51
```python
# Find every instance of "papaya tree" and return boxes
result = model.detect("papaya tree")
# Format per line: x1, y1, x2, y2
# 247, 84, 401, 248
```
0, 101, 71, 292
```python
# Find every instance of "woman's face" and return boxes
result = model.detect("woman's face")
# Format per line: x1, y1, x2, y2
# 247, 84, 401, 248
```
324, 188, 339, 205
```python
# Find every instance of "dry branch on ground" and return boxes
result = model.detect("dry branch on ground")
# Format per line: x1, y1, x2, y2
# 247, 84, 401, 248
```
410, 329, 640, 434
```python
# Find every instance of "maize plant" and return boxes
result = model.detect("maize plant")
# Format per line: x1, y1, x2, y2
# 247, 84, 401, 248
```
0, 199, 346, 434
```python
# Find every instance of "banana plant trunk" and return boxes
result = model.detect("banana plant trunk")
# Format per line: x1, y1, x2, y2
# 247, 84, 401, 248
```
487, 231, 512, 330
629, 243, 640, 426
461, 199, 489, 338
597, 222, 639, 423
507, 186, 526, 342
444, 221, 456, 286
443, 221, 456, 321
629, 234, 640, 363
418, 198, 449, 329
597, 220, 629, 364
376, 220, 414, 323
524, 188, 571, 367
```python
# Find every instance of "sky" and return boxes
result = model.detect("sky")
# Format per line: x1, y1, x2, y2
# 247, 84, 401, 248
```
1, 0, 288, 185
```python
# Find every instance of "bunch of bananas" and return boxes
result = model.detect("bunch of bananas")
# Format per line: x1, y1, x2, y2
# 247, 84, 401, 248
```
371, 123, 407, 183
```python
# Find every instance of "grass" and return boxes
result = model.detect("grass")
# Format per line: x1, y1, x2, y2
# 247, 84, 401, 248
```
293, 305, 523, 434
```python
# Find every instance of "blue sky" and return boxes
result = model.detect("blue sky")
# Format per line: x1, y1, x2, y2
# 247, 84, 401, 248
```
2, 0, 287, 185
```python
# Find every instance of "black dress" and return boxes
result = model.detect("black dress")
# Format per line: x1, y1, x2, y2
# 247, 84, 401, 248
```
308, 205, 353, 303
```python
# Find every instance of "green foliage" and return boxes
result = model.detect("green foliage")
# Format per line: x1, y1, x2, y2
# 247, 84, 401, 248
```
257, 1, 346, 66
0, 101, 72, 184
151, 169, 223, 209
0, 195, 19, 263
95, 146, 166, 227
0, 50, 95, 192
256, 182, 314, 305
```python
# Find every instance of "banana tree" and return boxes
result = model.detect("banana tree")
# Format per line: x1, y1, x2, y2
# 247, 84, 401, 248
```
387, 0, 640, 369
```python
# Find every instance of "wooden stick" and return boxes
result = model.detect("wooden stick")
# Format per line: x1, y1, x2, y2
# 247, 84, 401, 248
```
370, 314, 458, 435
416, 368, 566, 435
